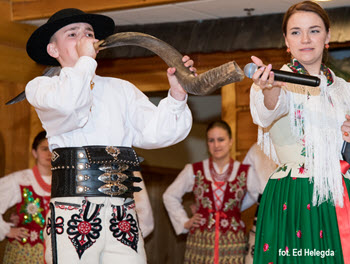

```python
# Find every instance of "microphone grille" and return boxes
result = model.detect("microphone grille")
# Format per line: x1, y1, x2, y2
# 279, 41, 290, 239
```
244, 63, 258, 79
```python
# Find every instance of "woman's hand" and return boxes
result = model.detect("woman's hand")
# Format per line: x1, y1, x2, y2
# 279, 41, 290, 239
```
251, 56, 285, 110
251, 56, 284, 90
341, 114, 350, 142
168, 55, 197, 101
6, 227, 29, 241
184, 213, 202, 229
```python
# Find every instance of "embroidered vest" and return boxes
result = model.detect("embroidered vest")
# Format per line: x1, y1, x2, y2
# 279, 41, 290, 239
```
191, 161, 249, 234
8, 185, 50, 246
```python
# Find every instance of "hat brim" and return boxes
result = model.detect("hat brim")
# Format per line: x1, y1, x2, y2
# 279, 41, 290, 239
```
26, 13, 115, 66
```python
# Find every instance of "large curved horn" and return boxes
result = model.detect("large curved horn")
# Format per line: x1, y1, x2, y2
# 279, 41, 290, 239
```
95, 32, 244, 95
6, 32, 244, 105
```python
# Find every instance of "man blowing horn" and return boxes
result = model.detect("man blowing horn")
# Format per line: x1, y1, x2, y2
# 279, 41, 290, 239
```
25, 8, 194, 264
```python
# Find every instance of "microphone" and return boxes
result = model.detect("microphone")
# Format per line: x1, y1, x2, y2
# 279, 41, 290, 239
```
342, 141, 350, 164
244, 63, 320, 87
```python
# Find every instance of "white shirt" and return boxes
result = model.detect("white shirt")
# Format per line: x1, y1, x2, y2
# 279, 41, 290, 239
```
163, 159, 261, 235
0, 169, 51, 241
25, 56, 192, 151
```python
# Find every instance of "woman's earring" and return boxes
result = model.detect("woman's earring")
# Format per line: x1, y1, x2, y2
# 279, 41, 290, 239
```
325, 44, 330, 49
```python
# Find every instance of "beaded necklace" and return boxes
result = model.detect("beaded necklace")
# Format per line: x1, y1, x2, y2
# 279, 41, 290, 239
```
209, 157, 234, 183
32, 165, 51, 193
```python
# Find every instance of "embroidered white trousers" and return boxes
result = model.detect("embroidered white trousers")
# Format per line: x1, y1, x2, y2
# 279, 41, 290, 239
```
44, 196, 146, 264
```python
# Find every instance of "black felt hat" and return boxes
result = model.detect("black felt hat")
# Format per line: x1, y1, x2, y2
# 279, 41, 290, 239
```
26, 8, 115, 66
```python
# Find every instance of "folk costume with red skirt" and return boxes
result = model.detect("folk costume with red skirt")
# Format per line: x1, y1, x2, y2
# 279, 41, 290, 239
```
0, 166, 51, 264
163, 158, 261, 264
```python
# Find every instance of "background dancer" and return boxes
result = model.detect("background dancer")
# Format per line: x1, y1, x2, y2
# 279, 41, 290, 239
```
0, 131, 51, 264
163, 120, 261, 264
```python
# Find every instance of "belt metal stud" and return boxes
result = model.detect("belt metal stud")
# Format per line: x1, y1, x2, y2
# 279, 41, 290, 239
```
77, 186, 90, 193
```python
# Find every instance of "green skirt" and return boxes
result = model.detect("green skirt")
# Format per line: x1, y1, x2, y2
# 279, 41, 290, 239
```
254, 171, 349, 263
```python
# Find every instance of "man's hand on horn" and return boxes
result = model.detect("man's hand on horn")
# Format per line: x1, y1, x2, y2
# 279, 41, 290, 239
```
168, 55, 197, 101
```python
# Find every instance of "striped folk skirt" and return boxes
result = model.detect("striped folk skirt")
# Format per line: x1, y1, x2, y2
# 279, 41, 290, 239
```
184, 228, 246, 264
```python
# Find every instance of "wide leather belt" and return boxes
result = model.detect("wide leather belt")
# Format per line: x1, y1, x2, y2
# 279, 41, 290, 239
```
50, 146, 143, 198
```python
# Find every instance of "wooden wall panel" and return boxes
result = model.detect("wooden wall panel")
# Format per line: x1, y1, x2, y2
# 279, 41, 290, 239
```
0, 44, 44, 84
0, 1, 44, 85
0, 80, 31, 259
141, 166, 191, 264
11, 0, 193, 21
0, 1, 37, 47
97, 57, 170, 92
236, 111, 258, 151
28, 106, 45, 168
221, 83, 237, 158
0, 81, 30, 174
236, 77, 253, 107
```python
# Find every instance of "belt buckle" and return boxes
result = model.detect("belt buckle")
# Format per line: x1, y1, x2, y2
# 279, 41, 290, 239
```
98, 164, 129, 196
98, 182, 128, 196
99, 163, 129, 173
98, 172, 128, 183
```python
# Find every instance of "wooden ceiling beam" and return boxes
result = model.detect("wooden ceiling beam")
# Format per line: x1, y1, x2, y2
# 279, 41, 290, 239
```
11, 0, 193, 21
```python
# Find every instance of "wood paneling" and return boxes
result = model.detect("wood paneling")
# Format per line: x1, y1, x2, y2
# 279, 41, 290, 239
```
236, 111, 258, 151
221, 83, 237, 157
0, 80, 31, 259
0, 81, 31, 174
0, 2, 44, 84
0, 2, 41, 258
141, 165, 190, 264
28, 107, 44, 168
11, 0, 193, 21
0, 43, 44, 84
236, 77, 253, 107
0, 2, 37, 48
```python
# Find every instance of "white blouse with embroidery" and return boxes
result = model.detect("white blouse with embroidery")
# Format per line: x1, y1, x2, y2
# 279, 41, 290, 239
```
163, 159, 261, 235
250, 65, 350, 206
